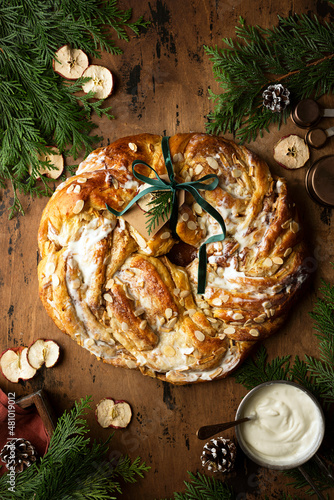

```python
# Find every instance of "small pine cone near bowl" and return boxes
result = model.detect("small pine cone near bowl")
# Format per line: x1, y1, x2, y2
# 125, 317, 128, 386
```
37, 133, 310, 384
201, 437, 237, 473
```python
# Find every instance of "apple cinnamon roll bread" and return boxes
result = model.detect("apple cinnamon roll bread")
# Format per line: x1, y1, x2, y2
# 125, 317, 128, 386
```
38, 133, 309, 384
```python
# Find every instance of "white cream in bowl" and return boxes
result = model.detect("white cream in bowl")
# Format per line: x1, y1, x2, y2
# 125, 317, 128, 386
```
235, 381, 325, 469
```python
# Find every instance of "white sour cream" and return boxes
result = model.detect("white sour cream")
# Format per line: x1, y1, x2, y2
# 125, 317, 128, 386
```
237, 383, 324, 467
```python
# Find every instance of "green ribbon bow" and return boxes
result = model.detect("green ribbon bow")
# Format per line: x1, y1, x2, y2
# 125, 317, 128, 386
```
106, 136, 226, 294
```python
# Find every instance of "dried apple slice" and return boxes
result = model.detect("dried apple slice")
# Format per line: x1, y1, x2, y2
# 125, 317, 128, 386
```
273, 135, 310, 170
82, 65, 114, 99
29, 149, 64, 179
53, 45, 89, 80
0, 347, 37, 383
27, 339, 60, 369
96, 398, 132, 429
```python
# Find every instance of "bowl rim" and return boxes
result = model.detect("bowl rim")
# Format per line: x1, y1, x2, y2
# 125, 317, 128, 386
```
235, 380, 325, 470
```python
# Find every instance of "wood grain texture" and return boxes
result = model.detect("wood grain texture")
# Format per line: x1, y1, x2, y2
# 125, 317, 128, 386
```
0, 0, 334, 498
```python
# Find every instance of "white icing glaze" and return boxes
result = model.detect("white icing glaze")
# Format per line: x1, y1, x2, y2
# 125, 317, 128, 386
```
64, 218, 115, 286
122, 179, 139, 190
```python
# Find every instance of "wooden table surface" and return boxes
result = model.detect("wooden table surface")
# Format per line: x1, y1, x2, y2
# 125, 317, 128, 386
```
1, 0, 334, 498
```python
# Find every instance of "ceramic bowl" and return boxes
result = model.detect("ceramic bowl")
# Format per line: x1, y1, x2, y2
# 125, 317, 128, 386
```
235, 380, 325, 470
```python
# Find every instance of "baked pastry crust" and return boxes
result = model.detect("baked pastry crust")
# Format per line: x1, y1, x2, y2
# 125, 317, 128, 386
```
38, 133, 309, 384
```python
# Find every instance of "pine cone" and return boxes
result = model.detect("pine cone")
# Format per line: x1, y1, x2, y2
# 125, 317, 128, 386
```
262, 84, 290, 112
201, 437, 236, 473
0, 438, 37, 473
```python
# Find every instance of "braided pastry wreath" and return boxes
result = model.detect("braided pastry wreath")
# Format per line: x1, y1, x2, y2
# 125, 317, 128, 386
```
38, 133, 309, 384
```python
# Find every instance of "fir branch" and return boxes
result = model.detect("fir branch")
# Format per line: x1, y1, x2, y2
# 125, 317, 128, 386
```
234, 344, 291, 389
145, 190, 173, 236
284, 454, 334, 496
306, 278, 334, 404
0, 396, 149, 500
304, 356, 334, 405
0, 0, 148, 217
205, 14, 334, 142
289, 356, 324, 402
113, 455, 150, 483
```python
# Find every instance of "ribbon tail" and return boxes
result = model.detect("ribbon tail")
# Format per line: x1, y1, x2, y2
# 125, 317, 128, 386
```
169, 189, 179, 239
161, 136, 174, 181
198, 233, 227, 294
197, 243, 208, 294
197, 233, 226, 294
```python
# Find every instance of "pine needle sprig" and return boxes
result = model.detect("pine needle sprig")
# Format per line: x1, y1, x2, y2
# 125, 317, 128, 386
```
0, 396, 149, 500
234, 344, 291, 390
145, 190, 173, 236
289, 356, 324, 402
205, 14, 334, 143
113, 455, 150, 484
0, 0, 148, 217
284, 455, 334, 496
172, 472, 234, 500
306, 278, 334, 404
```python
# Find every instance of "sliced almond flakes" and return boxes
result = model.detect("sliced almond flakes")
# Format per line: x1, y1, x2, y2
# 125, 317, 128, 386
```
272, 257, 284, 265
206, 157, 219, 170
249, 329, 260, 337
290, 221, 299, 233
210, 367, 223, 379
194, 330, 205, 342
224, 326, 236, 334
161, 231, 171, 240
166, 317, 177, 328
284, 247, 292, 258
281, 218, 292, 229
103, 293, 113, 303
233, 313, 244, 320
73, 199, 84, 214
193, 202, 203, 214
232, 168, 242, 178
52, 274, 60, 287
134, 307, 145, 317
126, 359, 137, 369
165, 308, 173, 319
187, 220, 197, 230
45, 262, 56, 276
72, 279, 81, 290
163, 345, 176, 357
